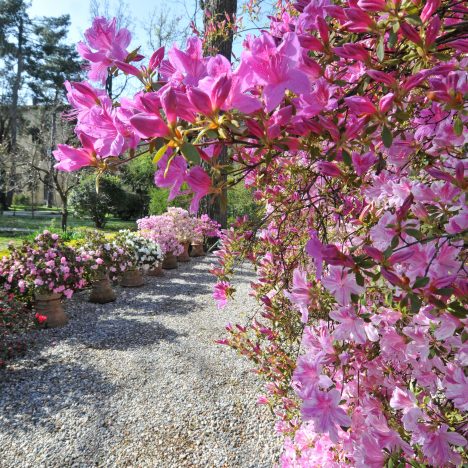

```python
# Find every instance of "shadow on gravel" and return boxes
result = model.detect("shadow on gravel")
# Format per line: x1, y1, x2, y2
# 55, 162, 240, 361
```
77, 316, 185, 350
0, 361, 116, 426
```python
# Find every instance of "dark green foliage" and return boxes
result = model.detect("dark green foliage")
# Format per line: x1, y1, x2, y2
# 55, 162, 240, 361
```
116, 192, 144, 220
227, 183, 261, 225
70, 174, 127, 228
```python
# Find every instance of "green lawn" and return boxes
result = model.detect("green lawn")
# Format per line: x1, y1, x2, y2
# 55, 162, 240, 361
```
0, 214, 136, 254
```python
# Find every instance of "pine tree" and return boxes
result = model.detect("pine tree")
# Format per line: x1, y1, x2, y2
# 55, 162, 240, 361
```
0, 0, 31, 208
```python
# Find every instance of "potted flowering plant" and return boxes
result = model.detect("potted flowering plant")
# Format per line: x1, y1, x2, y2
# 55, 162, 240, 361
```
137, 215, 184, 270
114, 230, 162, 286
79, 231, 132, 303
191, 214, 221, 257
0, 231, 86, 327
166, 207, 195, 262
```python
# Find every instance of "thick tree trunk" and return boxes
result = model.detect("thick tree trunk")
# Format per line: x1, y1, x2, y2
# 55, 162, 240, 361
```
7, 16, 25, 208
46, 107, 58, 208
201, 0, 237, 230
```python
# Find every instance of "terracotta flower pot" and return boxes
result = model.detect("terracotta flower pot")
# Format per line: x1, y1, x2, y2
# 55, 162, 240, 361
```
120, 268, 145, 287
34, 292, 68, 328
147, 264, 164, 277
177, 242, 191, 262
162, 251, 178, 270
190, 243, 205, 257
89, 273, 116, 303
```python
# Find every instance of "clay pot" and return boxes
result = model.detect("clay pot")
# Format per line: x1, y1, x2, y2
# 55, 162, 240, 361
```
190, 243, 205, 257
162, 251, 178, 270
147, 264, 164, 277
177, 242, 191, 262
34, 293, 68, 328
120, 268, 145, 287
89, 273, 116, 303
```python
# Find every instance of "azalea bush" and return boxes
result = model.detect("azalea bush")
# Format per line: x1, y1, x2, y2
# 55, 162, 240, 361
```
0, 231, 87, 302
193, 214, 221, 244
166, 207, 196, 243
136, 215, 184, 256
114, 230, 163, 269
56, 3, 467, 466
78, 230, 132, 282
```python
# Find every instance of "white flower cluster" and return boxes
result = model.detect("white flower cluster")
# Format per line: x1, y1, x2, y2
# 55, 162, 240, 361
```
116, 230, 163, 268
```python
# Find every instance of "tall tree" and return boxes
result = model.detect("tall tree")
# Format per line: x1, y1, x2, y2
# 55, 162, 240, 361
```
25, 15, 82, 227
200, 0, 237, 229
0, 0, 31, 208
27, 14, 82, 208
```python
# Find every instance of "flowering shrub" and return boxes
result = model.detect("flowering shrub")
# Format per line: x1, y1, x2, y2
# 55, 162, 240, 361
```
0, 231, 87, 302
0, 291, 32, 367
166, 207, 196, 243
78, 230, 132, 281
137, 215, 184, 256
114, 230, 163, 268
193, 214, 221, 244
56, 2, 467, 466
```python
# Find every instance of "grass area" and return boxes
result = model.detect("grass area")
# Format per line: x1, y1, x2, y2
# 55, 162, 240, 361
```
0, 214, 135, 231
9, 205, 61, 212
0, 214, 136, 255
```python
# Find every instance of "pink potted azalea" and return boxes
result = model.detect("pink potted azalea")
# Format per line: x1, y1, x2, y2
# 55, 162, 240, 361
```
0, 231, 86, 327
79, 231, 132, 303
137, 215, 184, 269
166, 207, 196, 262
191, 214, 221, 257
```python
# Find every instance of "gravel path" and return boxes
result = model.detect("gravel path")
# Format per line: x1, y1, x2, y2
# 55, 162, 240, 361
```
0, 256, 281, 467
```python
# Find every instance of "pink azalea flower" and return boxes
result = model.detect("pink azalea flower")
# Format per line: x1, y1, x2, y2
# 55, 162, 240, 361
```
53, 133, 97, 172
77, 17, 133, 83
213, 281, 231, 309
185, 167, 212, 213
444, 364, 468, 411
322, 266, 363, 305
284, 268, 312, 323
293, 353, 333, 392
422, 424, 466, 466
389, 387, 422, 431
301, 388, 351, 443
305, 230, 323, 280
154, 151, 188, 200
329, 306, 368, 344
240, 32, 310, 112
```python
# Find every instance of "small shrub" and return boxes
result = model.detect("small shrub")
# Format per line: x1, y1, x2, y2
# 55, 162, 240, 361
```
70, 174, 127, 228
12, 193, 31, 206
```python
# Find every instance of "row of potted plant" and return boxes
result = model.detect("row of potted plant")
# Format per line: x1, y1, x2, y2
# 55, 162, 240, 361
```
0, 212, 220, 331
137, 208, 220, 265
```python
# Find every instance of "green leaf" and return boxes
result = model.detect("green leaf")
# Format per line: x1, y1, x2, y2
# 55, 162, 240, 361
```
382, 126, 393, 148
435, 287, 453, 297
180, 142, 201, 164
448, 301, 467, 319
152, 144, 168, 165
377, 36, 385, 62
342, 150, 352, 167
405, 228, 423, 240
453, 116, 463, 137
413, 276, 430, 288
410, 294, 423, 314
390, 236, 399, 249
356, 271, 365, 287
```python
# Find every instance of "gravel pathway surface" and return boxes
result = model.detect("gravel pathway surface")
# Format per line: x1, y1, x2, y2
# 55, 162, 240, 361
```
0, 255, 281, 467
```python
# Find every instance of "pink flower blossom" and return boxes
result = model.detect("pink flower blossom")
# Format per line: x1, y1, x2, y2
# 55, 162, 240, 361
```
301, 389, 351, 443
322, 266, 364, 305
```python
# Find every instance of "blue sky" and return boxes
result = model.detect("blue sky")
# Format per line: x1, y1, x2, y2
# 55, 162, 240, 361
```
28, 0, 271, 58
28, 0, 199, 52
